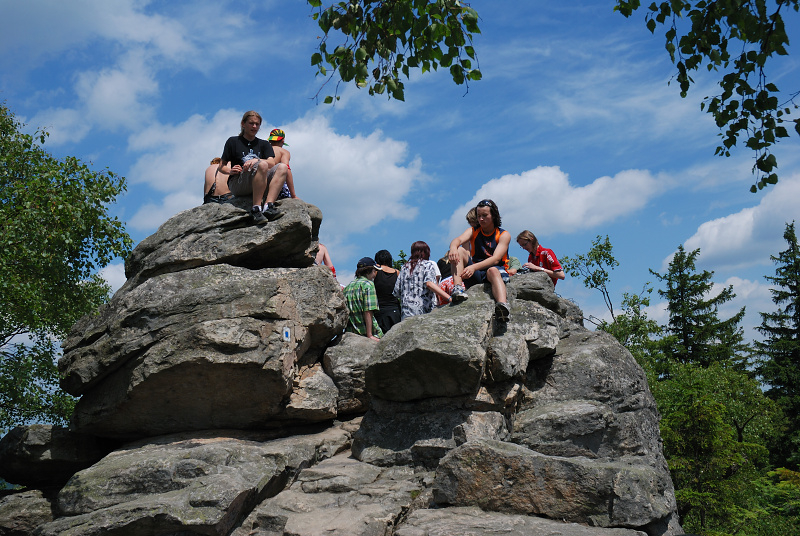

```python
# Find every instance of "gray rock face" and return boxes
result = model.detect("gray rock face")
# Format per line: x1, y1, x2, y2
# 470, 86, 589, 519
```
0, 490, 55, 536
124, 199, 322, 287
323, 332, 379, 415
233, 452, 430, 536
349, 273, 681, 535
36, 425, 351, 536
62, 264, 346, 438
433, 439, 675, 529
513, 330, 664, 460
353, 397, 510, 468
285, 363, 339, 421
366, 298, 495, 401
0, 208, 683, 536
0, 425, 112, 488
58, 200, 345, 439
396, 506, 648, 536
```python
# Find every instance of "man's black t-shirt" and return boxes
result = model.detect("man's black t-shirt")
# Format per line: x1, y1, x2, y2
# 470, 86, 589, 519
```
221, 135, 275, 167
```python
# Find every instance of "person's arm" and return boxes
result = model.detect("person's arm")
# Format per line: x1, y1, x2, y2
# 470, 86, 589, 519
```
426, 281, 451, 303
285, 166, 297, 198
448, 228, 474, 263
364, 310, 380, 341
526, 262, 565, 281
216, 158, 239, 182
320, 246, 333, 269
217, 139, 239, 176
393, 272, 402, 299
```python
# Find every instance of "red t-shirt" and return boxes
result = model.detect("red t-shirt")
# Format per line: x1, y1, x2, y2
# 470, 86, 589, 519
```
528, 245, 563, 286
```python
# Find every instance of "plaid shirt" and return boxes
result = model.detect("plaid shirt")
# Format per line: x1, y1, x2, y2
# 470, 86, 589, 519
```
343, 277, 384, 338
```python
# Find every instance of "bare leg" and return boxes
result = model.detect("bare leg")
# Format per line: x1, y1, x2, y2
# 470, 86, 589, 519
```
250, 160, 271, 206
485, 267, 507, 303
451, 248, 470, 287
264, 163, 289, 204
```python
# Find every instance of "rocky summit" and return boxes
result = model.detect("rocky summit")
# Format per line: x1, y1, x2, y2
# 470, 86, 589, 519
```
0, 199, 683, 535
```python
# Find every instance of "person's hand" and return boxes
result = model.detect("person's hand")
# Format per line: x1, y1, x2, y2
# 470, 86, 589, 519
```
448, 248, 459, 263
462, 266, 474, 280
231, 164, 242, 175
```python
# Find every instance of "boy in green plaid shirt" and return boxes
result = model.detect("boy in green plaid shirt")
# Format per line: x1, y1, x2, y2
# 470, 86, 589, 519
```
343, 257, 384, 341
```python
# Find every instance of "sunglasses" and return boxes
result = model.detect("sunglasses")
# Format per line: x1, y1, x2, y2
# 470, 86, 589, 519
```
477, 199, 493, 207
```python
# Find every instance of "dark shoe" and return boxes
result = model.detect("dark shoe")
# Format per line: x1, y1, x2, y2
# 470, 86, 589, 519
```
262, 203, 283, 221
250, 206, 267, 224
495, 302, 510, 322
451, 284, 468, 303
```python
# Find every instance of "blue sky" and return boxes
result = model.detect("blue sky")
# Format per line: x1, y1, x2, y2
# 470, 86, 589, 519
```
3, 0, 799, 342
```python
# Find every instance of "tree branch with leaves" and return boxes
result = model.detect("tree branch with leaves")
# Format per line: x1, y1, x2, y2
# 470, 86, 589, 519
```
615, 0, 799, 192
561, 235, 620, 324
308, 0, 482, 103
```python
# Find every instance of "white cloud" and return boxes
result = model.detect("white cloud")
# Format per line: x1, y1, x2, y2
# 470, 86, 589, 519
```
446, 166, 663, 238
2, 1, 254, 72
27, 108, 92, 146
716, 276, 775, 342
99, 262, 128, 296
679, 173, 800, 271
127, 109, 238, 195
128, 191, 200, 232
76, 51, 160, 131
6, 1, 282, 145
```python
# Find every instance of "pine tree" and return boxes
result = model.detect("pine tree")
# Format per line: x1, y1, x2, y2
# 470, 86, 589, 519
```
650, 245, 748, 370
755, 221, 800, 467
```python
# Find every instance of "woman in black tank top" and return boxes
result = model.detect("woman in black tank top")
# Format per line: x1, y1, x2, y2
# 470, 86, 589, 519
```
373, 250, 401, 333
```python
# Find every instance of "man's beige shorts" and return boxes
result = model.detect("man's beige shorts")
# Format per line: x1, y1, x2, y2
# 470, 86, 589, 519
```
227, 160, 259, 196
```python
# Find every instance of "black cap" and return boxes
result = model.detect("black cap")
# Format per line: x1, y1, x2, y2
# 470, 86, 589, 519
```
357, 256, 379, 269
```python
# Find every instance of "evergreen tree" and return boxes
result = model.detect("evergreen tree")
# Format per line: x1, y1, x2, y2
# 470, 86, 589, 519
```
650, 245, 748, 370
755, 221, 800, 468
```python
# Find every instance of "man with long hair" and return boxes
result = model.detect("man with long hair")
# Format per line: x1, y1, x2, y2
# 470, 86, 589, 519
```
216, 111, 289, 223
447, 199, 512, 321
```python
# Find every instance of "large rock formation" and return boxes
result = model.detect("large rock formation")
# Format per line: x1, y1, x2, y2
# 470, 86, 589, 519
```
0, 200, 683, 536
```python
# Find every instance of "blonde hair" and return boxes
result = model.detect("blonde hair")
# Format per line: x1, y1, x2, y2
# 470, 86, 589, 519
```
466, 207, 478, 228
516, 230, 539, 249
240, 110, 262, 134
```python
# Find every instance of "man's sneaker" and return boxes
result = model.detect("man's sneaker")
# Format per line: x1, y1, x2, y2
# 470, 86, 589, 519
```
250, 206, 267, 224
262, 203, 283, 221
451, 284, 468, 304
495, 301, 510, 322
